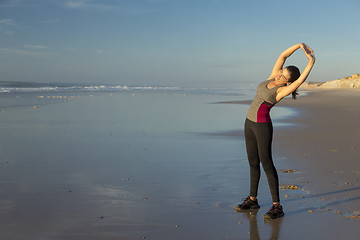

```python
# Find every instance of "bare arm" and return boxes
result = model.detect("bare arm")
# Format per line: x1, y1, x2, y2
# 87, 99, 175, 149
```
275, 43, 315, 101
268, 43, 302, 80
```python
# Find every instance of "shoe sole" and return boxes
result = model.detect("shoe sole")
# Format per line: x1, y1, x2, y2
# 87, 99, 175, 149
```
236, 205, 260, 212
264, 212, 284, 219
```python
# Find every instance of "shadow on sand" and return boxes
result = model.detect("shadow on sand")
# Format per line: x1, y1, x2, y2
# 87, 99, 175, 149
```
284, 186, 360, 216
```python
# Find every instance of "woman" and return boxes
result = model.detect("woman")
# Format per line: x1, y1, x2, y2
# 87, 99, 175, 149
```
236, 43, 315, 219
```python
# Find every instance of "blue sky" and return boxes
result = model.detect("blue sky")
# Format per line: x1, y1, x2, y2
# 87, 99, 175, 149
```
0, 0, 359, 87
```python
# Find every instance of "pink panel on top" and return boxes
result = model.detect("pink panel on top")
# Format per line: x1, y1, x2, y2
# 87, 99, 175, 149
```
257, 103, 273, 123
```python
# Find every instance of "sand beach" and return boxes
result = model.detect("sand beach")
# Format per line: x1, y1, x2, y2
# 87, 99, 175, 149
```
275, 89, 360, 218
216, 88, 360, 239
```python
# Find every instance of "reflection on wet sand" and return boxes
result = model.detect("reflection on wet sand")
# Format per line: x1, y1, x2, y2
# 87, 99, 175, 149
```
240, 209, 283, 240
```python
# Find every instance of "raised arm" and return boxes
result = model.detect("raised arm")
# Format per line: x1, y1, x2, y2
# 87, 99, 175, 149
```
275, 43, 315, 101
268, 43, 302, 80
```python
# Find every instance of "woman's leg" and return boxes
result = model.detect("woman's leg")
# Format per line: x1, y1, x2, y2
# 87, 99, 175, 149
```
256, 122, 280, 203
244, 119, 261, 198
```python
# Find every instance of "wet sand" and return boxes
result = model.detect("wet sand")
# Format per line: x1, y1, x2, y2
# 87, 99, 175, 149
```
0, 90, 359, 239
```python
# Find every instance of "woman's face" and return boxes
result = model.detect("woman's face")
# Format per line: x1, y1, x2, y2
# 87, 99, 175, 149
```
275, 68, 291, 85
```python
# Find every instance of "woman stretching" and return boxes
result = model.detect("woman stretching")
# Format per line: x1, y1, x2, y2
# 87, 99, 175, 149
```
236, 43, 315, 219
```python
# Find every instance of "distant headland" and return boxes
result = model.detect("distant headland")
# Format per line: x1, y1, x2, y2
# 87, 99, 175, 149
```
301, 74, 360, 89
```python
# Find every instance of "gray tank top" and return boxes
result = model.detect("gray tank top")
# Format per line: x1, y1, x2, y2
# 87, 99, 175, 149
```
246, 79, 281, 123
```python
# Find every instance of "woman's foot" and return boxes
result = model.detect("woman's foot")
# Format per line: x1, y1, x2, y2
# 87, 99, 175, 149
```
236, 196, 260, 211
264, 204, 284, 219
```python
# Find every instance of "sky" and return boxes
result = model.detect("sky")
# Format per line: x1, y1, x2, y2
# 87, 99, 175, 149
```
0, 0, 359, 87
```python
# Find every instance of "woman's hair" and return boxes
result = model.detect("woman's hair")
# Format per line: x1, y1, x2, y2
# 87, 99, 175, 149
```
285, 65, 301, 99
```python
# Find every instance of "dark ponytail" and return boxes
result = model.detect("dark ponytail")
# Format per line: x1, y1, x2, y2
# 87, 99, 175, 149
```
285, 65, 301, 99
291, 89, 298, 99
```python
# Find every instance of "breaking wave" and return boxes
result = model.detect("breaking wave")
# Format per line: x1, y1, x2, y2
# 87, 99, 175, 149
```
0, 81, 180, 93
0, 81, 249, 96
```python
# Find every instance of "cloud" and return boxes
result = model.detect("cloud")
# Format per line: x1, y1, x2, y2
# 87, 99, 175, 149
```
0, 47, 39, 56
61, 0, 156, 14
0, 47, 50, 57
38, 19, 60, 24
65, 0, 87, 9
1, 0, 56, 8
23, 44, 49, 50
0, 19, 16, 36
0, 0, 25, 7
63, 0, 114, 11
4, 31, 14, 36
2, 0, 156, 15
0, 19, 15, 25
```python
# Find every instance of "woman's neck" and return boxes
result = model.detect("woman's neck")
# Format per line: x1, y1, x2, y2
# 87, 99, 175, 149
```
268, 80, 286, 88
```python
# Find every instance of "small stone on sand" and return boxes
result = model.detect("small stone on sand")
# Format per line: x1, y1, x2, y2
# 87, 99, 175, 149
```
280, 169, 296, 173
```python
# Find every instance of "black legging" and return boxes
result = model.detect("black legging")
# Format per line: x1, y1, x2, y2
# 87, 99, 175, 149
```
244, 118, 280, 202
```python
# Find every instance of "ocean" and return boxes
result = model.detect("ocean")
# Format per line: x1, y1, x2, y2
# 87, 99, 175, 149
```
0, 80, 294, 120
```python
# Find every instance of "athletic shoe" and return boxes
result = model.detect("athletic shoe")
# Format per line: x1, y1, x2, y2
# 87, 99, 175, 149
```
236, 196, 260, 211
264, 204, 284, 219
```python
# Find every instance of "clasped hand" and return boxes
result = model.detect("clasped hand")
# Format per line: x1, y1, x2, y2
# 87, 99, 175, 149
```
300, 43, 315, 60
